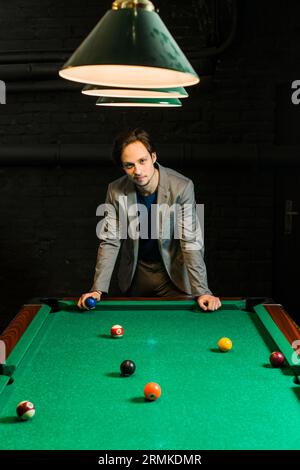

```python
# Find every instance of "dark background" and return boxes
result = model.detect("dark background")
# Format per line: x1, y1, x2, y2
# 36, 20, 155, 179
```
0, 0, 299, 332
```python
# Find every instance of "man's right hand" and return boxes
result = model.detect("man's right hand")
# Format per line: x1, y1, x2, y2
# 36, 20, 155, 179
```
77, 291, 102, 310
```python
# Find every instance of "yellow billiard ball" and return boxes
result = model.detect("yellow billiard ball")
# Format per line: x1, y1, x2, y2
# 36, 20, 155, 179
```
218, 337, 232, 352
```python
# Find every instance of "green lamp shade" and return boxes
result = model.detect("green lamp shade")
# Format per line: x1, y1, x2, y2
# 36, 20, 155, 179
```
59, 9, 199, 88
82, 85, 188, 98
96, 97, 182, 107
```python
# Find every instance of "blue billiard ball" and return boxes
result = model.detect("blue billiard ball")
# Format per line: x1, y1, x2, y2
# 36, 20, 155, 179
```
84, 297, 97, 310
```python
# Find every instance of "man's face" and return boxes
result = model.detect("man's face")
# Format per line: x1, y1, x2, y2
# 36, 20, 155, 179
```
121, 140, 157, 187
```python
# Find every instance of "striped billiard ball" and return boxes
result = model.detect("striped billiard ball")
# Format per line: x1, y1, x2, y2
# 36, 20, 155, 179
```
16, 401, 35, 420
111, 325, 124, 338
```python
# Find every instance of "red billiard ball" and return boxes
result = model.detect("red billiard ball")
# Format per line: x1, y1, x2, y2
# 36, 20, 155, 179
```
111, 324, 124, 338
144, 382, 161, 401
16, 401, 35, 420
269, 351, 285, 367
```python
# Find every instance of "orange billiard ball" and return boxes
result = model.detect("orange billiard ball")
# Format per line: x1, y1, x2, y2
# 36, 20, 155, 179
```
218, 337, 232, 352
144, 382, 161, 401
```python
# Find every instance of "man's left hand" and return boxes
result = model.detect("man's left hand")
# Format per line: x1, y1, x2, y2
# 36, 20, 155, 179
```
197, 294, 221, 312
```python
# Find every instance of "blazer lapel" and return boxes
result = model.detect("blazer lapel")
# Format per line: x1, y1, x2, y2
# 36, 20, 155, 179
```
156, 163, 171, 240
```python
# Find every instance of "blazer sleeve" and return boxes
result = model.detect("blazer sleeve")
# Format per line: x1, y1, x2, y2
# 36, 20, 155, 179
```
177, 180, 212, 296
90, 183, 121, 293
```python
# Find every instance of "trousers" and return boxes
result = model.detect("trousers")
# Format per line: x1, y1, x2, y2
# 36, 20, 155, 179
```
127, 259, 190, 297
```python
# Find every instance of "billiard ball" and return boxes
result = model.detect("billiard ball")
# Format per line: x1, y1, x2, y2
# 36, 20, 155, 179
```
144, 382, 161, 401
270, 351, 285, 367
16, 401, 35, 420
84, 297, 97, 310
120, 360, 136, 376
218, 337, 232, 352
111, 325, 124, 338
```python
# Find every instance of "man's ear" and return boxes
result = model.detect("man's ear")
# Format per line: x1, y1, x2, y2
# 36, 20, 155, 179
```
151, 152, 157, 163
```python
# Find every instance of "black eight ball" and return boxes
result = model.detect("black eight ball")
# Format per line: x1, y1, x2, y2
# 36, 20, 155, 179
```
120, 360, 136, 376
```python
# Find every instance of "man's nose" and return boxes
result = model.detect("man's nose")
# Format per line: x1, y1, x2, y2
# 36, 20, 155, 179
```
133, 164, 141, 174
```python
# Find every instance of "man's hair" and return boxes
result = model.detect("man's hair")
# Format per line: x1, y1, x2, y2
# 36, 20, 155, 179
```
112, 128, 156, 167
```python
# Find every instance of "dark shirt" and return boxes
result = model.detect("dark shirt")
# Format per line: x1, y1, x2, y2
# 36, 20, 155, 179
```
136, 190, 161, 261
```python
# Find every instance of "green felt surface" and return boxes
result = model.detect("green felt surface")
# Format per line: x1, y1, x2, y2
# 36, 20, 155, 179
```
0, 300, 299, 450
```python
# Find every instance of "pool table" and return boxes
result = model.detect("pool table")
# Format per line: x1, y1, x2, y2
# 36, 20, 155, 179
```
0, 297, 299, 450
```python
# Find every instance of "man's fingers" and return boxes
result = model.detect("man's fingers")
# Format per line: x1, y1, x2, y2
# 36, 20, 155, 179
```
209, 298, 222, 311
199, 299, 208, 311
207, 300, 219, 311
77, 294, 89, 310
198, 296, 222, 311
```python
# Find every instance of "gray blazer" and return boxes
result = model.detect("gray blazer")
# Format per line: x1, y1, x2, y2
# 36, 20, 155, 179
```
91, 163, 212, 296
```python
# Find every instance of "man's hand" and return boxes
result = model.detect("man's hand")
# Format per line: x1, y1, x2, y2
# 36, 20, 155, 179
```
197, 294, 221, 312
77, 291, 102, 310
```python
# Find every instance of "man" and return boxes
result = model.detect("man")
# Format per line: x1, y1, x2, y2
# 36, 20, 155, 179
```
78, 128, 221, 311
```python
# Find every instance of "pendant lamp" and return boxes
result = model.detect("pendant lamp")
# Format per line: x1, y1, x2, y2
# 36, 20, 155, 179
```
59, 0, 199, 89
82, 85, 188, 99
96, 96, 182, 107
